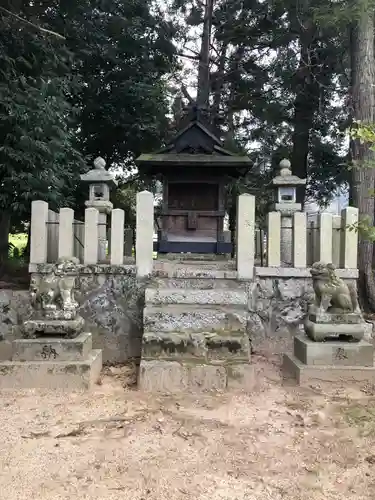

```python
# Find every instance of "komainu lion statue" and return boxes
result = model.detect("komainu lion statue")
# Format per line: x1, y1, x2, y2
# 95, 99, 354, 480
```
30, 256, 80, 314
310, 261, 360, 314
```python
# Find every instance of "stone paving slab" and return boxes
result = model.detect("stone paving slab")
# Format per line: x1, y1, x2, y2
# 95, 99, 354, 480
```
0, 349, 102, 390
283, 353, 375, 386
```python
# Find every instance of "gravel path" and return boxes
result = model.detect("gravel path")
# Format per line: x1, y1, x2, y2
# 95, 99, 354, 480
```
0, 358, 374, 500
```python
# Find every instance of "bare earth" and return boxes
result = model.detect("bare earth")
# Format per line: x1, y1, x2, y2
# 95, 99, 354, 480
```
1, 355, 375, 500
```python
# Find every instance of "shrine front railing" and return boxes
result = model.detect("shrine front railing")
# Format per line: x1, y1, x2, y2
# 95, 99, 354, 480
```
29, 192, 359, 279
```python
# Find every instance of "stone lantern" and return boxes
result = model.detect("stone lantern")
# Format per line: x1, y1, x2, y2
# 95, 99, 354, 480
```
80, 157, 118, 261
272, 159, 306, 265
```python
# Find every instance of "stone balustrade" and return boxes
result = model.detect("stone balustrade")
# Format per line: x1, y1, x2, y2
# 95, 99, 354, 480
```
30, 196, 360, 276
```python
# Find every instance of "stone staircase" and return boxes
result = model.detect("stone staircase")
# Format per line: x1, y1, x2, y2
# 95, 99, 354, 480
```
139, 260, 254, 392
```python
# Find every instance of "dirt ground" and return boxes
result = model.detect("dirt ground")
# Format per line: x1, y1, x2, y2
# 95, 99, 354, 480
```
1, 356, 375, 500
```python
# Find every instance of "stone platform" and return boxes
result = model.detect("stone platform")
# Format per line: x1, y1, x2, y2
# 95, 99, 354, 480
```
283, 334, 375, 386
139, 360, 254, 392
0, 333, 102, 390
139, 266, 253, 392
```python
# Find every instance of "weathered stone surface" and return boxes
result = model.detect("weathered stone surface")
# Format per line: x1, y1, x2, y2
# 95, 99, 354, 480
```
294, 334, 374, 367
12, 332, 93, 362
309, 261, 360, 315
142, 331, 250, 362
309, 311, 361, 324
139, 360, 231, 392
364, 321, 374, 341
76, 272, 145, 363
0, 349, 102, 389
304, 320, 365, 342
23, 317, 85, 338
144, 305, 248, 334
0, 290, 32, 340
0, 341, 12, 361
146, 288, 247, 306
2, 263, 363, 364
283, 353, 375, 386
247, 277, 312, 350
151, 277, 246, 290
139, 360, 188, 392
29, 257, 81, 319
153, 266, 237, 280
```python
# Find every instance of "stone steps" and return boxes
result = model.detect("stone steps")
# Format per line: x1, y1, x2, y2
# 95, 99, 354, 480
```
140, 262, 253, 392
142, 331, 250, 363
150, 277, 246, 290
153, 266, 238, 279
145, 287, 248, 306
143, 304, 248, 334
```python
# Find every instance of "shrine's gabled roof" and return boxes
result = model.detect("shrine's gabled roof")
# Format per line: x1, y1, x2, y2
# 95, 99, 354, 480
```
136, 113, 252, 175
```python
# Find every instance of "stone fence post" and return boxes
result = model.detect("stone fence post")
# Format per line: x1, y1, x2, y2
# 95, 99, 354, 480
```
236, 194, 255, 279
110, 209, 125, 265
47, 209, 59, 263
58, 208, 74, 259
136, 190, 154, 277
267, 211, 281, 267
30, 200, 49, 264
84, 208, 99, 265
340, 206, 358, 269
318, 212, 333, 263
293, 212, 307, 267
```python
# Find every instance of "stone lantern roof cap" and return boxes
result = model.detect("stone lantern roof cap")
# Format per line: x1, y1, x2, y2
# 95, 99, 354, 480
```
80, 157, 118, 187
272, 159, 306, 186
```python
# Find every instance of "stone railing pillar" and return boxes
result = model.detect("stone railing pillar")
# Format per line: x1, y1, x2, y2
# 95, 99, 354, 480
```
293, 212, 307, 267
84, 208, 99, 265
267, 211, 281, 267
58, 208, 74, 259
47, 209, 59, 263
236, 194, 255, 279
110, 209, 125, 265
340, 207, 359, 269
136, 190, 154, 277
318, 212, 333, 263
30, 200, 49, 264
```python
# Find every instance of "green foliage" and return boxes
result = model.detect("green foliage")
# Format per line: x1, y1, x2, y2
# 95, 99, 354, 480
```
170, 0, 351, 205
0, 11, 85, 216
44, 0, 178, 167
0, 0, 178, 249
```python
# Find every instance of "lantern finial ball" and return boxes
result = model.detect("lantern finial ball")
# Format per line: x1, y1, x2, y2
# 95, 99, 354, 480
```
279, 158, 291, 176
94, 156, 106, 170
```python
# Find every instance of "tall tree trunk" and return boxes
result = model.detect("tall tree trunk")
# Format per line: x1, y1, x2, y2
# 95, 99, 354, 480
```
211, 41, 228, 137
290, 1, 320, 204
196, 0, 214, 112
350, 1, 375, 311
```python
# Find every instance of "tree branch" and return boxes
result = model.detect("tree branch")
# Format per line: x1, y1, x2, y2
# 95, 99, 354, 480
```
0, 6, 66, 39
177, 52, 200, 61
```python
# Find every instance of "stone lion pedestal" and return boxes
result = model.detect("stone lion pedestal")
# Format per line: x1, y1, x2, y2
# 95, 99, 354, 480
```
0, 258, 102, 390
283, 262, 375, 386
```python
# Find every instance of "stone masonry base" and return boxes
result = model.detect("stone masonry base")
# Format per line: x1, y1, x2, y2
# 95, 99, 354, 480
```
283, 333, 375, 386
138, 360, 255, 392
283, 353, 375, 386
0, 333, 102, 390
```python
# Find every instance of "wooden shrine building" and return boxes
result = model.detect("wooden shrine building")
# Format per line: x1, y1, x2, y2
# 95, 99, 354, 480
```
136, 109, 252, 254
